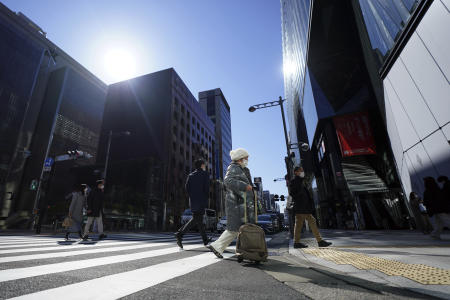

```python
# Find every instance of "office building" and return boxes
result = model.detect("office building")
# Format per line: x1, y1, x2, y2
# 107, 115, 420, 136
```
100, 68, 216, 230
0, 3, 107, 228
199, 88, 232, 179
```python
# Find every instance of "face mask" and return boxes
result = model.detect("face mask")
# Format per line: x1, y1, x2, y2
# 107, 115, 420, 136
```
242, 159, 248, 168
299, 172, 305, 178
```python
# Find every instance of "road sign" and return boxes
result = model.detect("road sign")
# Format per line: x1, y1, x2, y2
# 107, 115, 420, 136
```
44, 157, 54, 168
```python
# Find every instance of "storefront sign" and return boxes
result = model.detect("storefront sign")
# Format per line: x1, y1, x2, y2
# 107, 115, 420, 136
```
333, 111, 376, 157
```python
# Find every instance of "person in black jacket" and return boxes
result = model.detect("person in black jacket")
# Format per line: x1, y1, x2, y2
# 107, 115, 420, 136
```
289, 167, 331, 248
424, 176, 450, 239
82, 179, 107, 240
175, 159, 211, 249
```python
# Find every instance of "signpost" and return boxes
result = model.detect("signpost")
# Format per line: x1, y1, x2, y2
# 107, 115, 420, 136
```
43, 157, 54, 172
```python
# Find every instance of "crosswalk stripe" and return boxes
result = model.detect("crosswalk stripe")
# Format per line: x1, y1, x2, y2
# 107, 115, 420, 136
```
0, 243, 205, 283
0, 235, 201, 254
0, 239, 202, 263
0, 238, 63, 245
0, 241, 143, 254
9, 252, 221, 300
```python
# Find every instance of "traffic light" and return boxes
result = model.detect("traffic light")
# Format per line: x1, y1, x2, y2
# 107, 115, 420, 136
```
273, 194, 279, 201
280, 195, 285, 201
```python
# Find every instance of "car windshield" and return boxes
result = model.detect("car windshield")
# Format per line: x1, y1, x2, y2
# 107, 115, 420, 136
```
258, 215, 271, 221
221, 216, 227, 220
182, 209, 192, 215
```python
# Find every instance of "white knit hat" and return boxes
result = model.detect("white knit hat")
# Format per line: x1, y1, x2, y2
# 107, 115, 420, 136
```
230, 148, 249, 161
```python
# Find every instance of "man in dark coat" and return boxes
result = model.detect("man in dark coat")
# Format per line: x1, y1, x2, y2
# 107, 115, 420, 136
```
289, 167, 331, 248
175, 159, 211, 249
82, 180, 107, 240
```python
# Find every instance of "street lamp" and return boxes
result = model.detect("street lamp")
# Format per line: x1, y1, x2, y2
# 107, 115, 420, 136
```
103, 130, 131, 180
248, 96, 309, 180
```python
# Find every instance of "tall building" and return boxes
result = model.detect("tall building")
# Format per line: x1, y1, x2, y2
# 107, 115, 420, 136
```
199, 88, 232, 179
352, 0, 450, 206
0, 3, 107, 229
100, 68, 216, 231
280, 0, 448, 230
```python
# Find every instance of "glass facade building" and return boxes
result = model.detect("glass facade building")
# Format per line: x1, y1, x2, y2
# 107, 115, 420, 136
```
282, 0, 412, 230
281, 0, 312, 168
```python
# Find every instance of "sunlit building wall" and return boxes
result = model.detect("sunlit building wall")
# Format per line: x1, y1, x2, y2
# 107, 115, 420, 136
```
280, 0, 313, 170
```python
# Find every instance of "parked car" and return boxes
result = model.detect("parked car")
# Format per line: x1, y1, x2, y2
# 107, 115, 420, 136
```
180, 208, 217, 232
216, 215, 227, 232
257, 214, 274, 233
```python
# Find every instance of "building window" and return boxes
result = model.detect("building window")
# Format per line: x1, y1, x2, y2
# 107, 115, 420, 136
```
181, 104, 185, 114
174, 98, 179, 107
186, 111, 190, 118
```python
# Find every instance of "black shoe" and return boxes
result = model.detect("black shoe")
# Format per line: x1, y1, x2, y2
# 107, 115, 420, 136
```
206, 245, 223, 258
78, 231, 83, 239
64, 232, 70, 241
98, 234, 107, 240
293, 242, 308, 248
174, 233, 183, 249
318, 240, 332, 247
203, 237, 213, 246
82, 235, 89, 241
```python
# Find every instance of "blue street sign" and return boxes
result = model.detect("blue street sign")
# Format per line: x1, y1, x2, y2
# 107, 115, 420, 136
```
44, 157, 54, 168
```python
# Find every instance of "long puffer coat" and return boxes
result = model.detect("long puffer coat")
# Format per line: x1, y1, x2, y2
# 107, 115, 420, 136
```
224, 162, 256, 232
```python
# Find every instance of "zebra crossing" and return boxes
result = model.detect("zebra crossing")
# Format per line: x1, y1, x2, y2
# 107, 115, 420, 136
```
0, 233, 233, 299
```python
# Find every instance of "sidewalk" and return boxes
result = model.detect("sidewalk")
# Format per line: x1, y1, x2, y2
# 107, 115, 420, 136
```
289, 230, 450, 299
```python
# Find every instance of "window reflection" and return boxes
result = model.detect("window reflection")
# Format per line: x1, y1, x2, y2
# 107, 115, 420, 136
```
358, 0, 421, 67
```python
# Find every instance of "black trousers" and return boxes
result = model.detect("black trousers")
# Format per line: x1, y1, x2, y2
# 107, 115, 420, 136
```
177, 212, 208, 243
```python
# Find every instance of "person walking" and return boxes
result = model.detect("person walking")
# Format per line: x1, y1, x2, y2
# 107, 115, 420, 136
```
65, 184, 84, 240
423, 177, 450, 239
207, 148, 256, 258
437, 176, 450, 211
82, 179, 107, 240
409, 192, 427, 233
290, 166, 331, 248
174, 159, 211, 248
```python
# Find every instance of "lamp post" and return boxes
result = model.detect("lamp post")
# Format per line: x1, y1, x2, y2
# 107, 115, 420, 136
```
103, 130, 131, 180
248, 96, 309, 180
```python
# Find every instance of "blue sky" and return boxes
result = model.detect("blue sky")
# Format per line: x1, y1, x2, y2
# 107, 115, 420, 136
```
3, 0, 292, 207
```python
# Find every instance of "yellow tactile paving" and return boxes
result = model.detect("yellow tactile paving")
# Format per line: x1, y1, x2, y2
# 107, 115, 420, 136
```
303, 248, 450, 285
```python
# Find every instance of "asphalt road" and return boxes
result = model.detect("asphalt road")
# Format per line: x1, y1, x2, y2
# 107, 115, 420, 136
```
0, 231, 438, 299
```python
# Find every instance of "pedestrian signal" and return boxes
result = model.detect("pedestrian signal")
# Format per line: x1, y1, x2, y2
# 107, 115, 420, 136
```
280, 195, 285, 201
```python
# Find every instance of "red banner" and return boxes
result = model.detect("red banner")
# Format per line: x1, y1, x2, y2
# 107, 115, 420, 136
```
333, 111, 376, 157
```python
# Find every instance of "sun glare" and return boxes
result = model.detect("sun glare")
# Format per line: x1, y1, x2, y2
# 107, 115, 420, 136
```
104, 49, 137, 82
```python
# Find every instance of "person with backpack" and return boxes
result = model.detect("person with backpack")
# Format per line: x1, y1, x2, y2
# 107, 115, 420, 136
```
174, 159, 211, 248
289, 166, 331, 248
207, 148, 256, 258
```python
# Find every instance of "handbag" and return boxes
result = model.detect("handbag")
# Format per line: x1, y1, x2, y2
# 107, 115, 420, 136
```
62, 216, 73, 228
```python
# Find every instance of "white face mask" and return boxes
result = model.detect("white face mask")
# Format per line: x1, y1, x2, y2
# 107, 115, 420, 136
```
299, 172, 305, 178
241, 159, 248, 168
